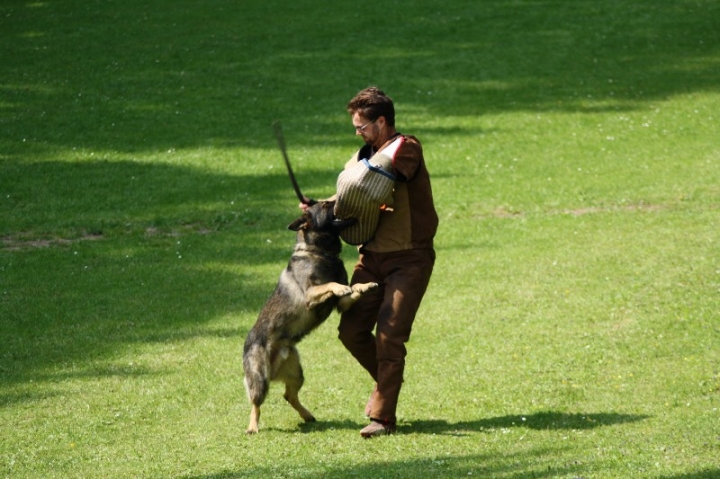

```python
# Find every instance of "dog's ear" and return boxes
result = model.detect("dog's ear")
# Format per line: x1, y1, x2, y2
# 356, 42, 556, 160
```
332, 217, 357, 230
288, 216, 308, 231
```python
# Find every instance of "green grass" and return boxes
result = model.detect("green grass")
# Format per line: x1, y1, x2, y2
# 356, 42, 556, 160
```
1, 0, 719, 478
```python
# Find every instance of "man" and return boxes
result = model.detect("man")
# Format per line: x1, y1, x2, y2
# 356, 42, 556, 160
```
336, 87, 438, 437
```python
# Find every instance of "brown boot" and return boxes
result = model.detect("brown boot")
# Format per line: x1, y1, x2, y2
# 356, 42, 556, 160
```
360, 419, 396, 438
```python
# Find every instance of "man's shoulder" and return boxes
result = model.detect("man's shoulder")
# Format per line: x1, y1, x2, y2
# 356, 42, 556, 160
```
398, 135, 423, 157
401, 134, 421, 144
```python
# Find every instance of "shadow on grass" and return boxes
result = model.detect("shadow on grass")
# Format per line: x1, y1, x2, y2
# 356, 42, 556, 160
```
0, 364, 163, 407
1, 0, 719, 154
180, 450, 719, 479
407, 410, 650, 435
285, 410, 649, 436
0, 159, 342, 398
184, 463, 720, 479
280, 419, 365, 434
0, 159, 336, 236
657, 469, 720, 479
182, 446, 579, 479
658, 471, 720, 479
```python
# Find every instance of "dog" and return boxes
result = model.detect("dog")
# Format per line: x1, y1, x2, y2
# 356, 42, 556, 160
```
242, 200, 378, 434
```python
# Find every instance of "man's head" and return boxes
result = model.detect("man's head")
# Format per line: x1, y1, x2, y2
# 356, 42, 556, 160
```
346, 87, 395, 126
347, 87, 396, 146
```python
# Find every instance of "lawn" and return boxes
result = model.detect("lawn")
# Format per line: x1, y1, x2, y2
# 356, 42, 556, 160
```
1, 0, 719, 478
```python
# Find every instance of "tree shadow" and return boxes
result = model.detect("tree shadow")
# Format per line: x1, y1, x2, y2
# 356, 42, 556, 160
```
1, 0, 719, 154
0, 158, 341, 396
657, 471, 720, 479
181, 446, 579, 479
180, 412, 661, 479
0, 158, 337, 237
184, 462, 720, 479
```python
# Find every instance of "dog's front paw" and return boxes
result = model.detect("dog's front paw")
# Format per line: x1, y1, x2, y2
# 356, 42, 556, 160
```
353, 282, 379, 294
332, 284, 353, 297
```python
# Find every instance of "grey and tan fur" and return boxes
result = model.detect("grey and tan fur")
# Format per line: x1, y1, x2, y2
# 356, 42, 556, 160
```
242, 200, 377, 434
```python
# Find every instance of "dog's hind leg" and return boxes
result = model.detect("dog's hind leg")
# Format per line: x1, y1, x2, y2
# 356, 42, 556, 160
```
247, 404, 261, 435
244, 372, 267, 434
277, 346, 316, 423
243, 349, 270, 434
244, 376, 264, 434
337, 282, 379, 312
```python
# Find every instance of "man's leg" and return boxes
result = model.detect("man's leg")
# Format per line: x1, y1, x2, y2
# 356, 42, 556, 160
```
338, 253, 383, 381
369, 249, 435, 424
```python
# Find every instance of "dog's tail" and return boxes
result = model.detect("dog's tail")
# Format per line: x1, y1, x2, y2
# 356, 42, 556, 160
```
243, 346, 270, 406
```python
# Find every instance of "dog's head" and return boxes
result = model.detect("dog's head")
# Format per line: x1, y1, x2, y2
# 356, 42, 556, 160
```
287, 200, 357, 234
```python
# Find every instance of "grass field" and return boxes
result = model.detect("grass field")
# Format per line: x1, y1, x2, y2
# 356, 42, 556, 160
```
1, 0, 719, 478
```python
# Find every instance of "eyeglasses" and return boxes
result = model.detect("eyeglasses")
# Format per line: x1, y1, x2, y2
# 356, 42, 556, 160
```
354, 119, 375, 132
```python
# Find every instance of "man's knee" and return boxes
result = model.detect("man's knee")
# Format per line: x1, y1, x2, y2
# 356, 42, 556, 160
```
337, 324, 352, 346
338, 320, 365, 347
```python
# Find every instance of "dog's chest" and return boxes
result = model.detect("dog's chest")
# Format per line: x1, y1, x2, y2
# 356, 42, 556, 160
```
289, 252, 347, 286
288, 307, 325, 340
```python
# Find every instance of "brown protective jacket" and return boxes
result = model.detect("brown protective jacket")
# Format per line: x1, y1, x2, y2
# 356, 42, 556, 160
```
344, 135, 438, 252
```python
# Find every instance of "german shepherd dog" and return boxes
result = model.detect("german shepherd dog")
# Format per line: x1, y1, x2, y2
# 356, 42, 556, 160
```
243, 200, 377, 434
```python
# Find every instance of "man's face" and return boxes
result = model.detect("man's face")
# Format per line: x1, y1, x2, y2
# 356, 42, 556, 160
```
351, 112, 380, 145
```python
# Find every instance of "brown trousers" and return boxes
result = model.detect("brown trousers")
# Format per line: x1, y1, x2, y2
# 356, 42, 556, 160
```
338, 248, 435, 423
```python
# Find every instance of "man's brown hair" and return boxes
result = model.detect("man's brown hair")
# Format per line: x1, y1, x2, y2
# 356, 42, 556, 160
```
346, 87, 396, 127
